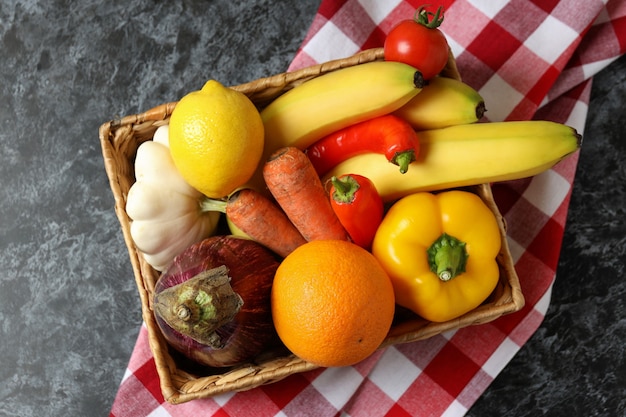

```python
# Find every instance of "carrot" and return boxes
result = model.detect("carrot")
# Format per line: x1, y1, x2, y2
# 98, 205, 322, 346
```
263, 147, 350, 242
226, 188, 307, 258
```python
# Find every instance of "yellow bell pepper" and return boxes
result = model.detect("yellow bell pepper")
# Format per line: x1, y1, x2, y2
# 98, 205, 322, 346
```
372, 190, 501, 322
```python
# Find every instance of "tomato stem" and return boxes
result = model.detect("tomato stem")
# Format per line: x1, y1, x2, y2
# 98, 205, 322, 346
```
414, 5, 444, 29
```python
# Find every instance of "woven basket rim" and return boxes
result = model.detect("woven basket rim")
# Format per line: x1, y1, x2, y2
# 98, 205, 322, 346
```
99, 48, 524, 404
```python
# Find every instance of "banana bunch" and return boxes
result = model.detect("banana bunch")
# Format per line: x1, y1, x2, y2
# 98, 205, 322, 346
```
254, 60, 581, 199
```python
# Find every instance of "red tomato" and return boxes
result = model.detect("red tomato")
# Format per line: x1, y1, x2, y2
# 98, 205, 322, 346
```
384, 6, 449, 80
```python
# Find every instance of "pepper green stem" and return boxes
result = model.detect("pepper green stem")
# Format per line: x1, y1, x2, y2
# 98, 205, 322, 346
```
392, 150, 416, 174
331, 175, 360, 204
426, 233, 468, 281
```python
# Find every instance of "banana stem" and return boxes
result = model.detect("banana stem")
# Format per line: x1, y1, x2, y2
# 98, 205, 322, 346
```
413, 71, 426, 89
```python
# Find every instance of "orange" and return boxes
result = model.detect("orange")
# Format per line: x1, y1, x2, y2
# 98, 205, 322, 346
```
271, 240, 395, 367
168, 80, 264, 198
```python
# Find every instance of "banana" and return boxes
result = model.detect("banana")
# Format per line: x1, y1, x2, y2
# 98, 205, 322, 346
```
323, 121, 581, 202
260, 61, 425, 152
393, 76, 486, 130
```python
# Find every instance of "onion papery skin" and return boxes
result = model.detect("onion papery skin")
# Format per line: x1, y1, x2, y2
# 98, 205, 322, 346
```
153, 235, 281, 368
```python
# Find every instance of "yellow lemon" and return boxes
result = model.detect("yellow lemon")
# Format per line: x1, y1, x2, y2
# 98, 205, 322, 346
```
168, 80, 264, 198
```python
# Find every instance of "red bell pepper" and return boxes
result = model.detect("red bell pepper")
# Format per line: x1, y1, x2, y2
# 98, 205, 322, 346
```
306, 114, 420, 176
328, 174, 384, 250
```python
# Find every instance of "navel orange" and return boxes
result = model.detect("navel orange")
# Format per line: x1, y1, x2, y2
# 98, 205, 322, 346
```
271, 240, 395, 367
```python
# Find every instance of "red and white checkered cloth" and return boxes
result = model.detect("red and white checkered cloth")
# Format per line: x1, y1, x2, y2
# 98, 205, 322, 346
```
110, 1, 626, 416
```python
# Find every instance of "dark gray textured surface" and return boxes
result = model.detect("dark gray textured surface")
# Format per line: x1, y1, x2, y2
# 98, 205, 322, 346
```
0, 1, 623, 416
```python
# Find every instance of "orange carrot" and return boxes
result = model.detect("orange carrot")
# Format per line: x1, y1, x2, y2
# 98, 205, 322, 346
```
263, 147, 350, 242
226, 188, 307, 258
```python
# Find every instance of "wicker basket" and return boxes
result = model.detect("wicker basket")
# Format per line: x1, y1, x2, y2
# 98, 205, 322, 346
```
99, 48, 524, 404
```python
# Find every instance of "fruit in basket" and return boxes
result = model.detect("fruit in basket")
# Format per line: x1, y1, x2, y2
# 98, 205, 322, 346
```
305, 114, 420, 176
168, 80, 264, 199
324, 120, 582, 202
372, 190, 501, 322
126, 125, 222, 271
271, 240, 395, 367
153, 236, 281, 368
260, 61, 425, 155
393, 76, 486, 130
384, 5, 449, 80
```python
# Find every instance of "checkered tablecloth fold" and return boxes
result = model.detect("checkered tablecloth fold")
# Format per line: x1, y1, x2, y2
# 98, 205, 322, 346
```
110, 1, 626, 416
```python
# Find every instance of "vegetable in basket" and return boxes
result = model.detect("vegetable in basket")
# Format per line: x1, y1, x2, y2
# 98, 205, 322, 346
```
328, 174, 384, 250
263, 147, 350, 242
372, 190, 501, 322
126, 125, 222, 271
153, 235, 281, 368
223, 188, 307, 258
306, 114, 420, 176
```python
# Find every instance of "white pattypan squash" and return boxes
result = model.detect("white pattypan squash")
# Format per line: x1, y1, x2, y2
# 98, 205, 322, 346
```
126, 125, 222, 271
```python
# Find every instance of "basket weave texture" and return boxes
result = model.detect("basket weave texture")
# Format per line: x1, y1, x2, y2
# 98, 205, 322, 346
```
99, 48, 524, 404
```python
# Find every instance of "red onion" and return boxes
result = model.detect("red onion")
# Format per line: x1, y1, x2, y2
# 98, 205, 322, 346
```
153, 235, 281, 367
